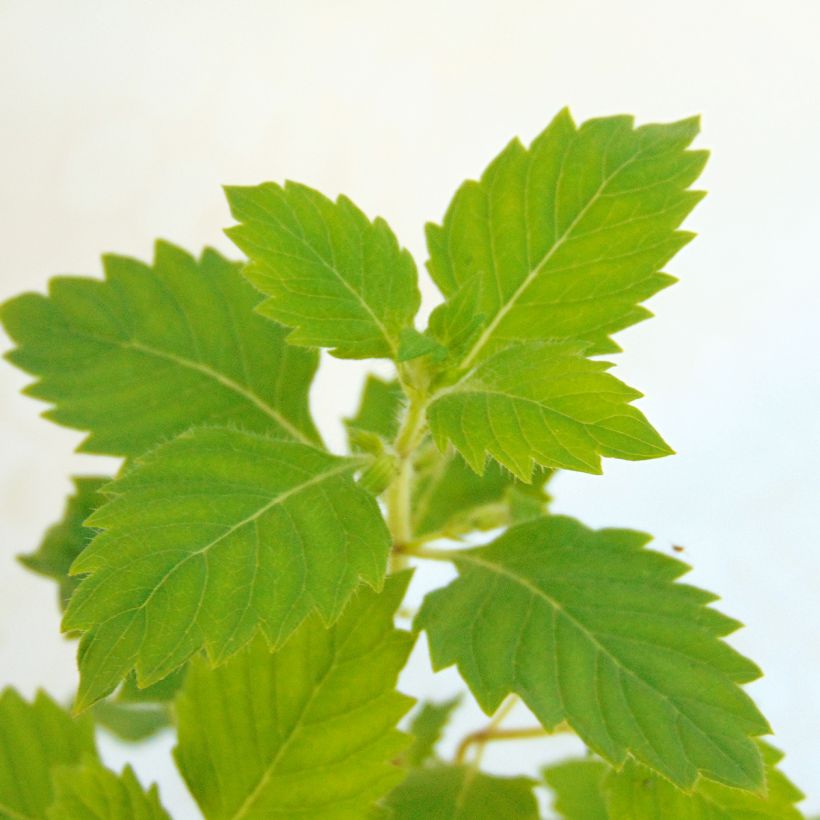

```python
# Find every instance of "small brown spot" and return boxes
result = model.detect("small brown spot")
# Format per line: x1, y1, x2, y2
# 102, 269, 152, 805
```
672, 544, 685, 553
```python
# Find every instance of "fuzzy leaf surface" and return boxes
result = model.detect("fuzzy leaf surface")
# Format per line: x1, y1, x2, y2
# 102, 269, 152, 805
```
226, 182, 420, 359
19, 477, 108, 609
0, 242, 319, 456
63, 426, 391, 709
174, 574, 415, 820
416, 516, 769, 790
426, 110, 706, 367
0, 689, 97, 819
382, 765, 538, 819
427, 342, 671, 481
345, 375, 405, 447
47, 763, 170, 820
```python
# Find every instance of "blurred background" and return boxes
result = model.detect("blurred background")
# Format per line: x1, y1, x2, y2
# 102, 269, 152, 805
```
1, 0, 818, 814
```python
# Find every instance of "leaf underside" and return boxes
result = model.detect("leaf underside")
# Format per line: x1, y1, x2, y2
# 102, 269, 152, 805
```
174, 574, 415, 820
63, 426, 391, 710
226, 181, 420, 359
417, 516, 770, 790
0, 241, 320, 457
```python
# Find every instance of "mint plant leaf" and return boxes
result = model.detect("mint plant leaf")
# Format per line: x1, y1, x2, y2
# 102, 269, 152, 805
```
116, 667, 186, 704
403, 696, 462, 767
19, 477, 108, 609
47, 762, 170, 820
427, 110, 706, 367
382, 765, 538, 819
427, 342, 671, 481
63, 426, 391, 709
412, 445, 550, 537
174, 574, 414, 820
225, 182, 420, 359
604, 742, 804, 819
0, 242, 320, 457
0, 689, 97, 818
416, 516, 770, 790
542, 759, 611, 820
397, 328, 447, 363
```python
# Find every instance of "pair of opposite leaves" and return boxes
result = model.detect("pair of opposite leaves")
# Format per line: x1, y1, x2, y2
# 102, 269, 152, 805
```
1, 110, 779, 796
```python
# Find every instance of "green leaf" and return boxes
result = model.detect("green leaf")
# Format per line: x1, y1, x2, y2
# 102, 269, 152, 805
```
345, 375, 405, 447
604, 743, 804, 819
174, 573, 415, 820
0, 689, 97, 818
382, 765, 538, 819
91, 701, 170, 742
416, 516, 770, 790
542, 759, 611, 820
116, 667, 186, 704
225, 182, 420, 359
412, 445, 550, 538
397, 328, 447, 363
427, 341, 671, 481
19, 477, 108, 609
47, 762, 170, 820
0, 242, 320, 457
63, 426, 391, 709
426, 110, 706, 367
403, 696, 462, 767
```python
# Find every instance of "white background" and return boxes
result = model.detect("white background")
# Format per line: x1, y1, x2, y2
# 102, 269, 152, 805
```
1, 1, 818, 814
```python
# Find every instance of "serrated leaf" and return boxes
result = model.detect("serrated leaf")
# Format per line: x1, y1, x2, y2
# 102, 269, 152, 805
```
427, 109, 706, 367
116, 667, 186, 705
225, 182, 420, 359
63, 426, 391, 709
604, 742, 804, 819
412, 446, 550, 537
382, 765, 538, 819
416, 516, 770, 790
0, 689, 97, 819
174, 573, 415, 820
0, 242, 320, 457
19, 477, 108, 609
427, 341, 671, 481
92, 701, 170, 742
345, 375, 405, 447
542, 759, 611, 820
403, 696, 462, 767
47, 762, 170, 820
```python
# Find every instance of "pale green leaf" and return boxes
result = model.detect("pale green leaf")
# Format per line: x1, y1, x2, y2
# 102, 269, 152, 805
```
397, 328, 447, 362
426, 110, 706, 367
412, 445, 550, 537
47, 762, 170, 820
63, 426, 390, 709
542, 759, 611, 820
225, 182, 420, 359
174, 574, 415, 820
427, 341, 671, 481
0, 689, 97, 819
403, 696, 462, 767
604, 742, 804, 819
19, 477, 108, 609
91, 701, 170, 742
115, 667, 186, 705
382, 765, 538, 819
345, 375, 405, 447
416, 516, 770, 790
0, 242, 320, 456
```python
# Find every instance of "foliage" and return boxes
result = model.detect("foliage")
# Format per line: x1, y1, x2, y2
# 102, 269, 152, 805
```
1, 110, 803, 817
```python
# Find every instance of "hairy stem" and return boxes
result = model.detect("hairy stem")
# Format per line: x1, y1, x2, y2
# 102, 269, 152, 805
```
455, 726, 555, 765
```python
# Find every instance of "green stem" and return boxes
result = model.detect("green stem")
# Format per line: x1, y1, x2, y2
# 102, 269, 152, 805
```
455, 726, 556, 765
